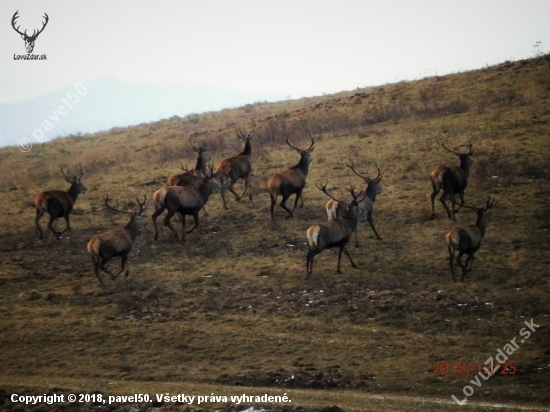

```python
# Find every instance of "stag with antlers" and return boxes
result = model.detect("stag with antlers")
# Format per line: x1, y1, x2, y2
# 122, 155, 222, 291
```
326, 163, 384, 245
11, 11, 49, 54
167, 139, 212, 186
444, 197, 497, 281
216, 126, 255, 210
267, 135, 316, 220
87, 196, 148, 286
430, 140, 474, 221
152, 167, 220, 242
34, 164, 87, 240
306, 183, 367, 278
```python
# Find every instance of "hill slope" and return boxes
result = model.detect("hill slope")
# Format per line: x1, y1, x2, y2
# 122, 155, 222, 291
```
0, 55, 549, 411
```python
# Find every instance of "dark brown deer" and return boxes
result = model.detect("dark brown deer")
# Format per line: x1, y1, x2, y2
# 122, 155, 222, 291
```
216, 126, 255, 209
167, 139, 211, 186
267, 135, 316, 220
87, 196, 148, 286
34, 164, 87, 240
306, 183, 367, 278
326, 163, 384, 244
430, 140, 474, 221
11, 11, 49, 53
152, 168, 220, 241
445, 197, 497, 281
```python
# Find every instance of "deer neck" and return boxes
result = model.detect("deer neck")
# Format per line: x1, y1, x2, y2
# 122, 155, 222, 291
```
194, 154, 207, 176
365, 183, 378, 203
67, 183, 80, 204
124, 218, 140, 241
294, 155, 310, 177
241, 138, 252, 156
343, 206, 358, 231
460, 157, 471, 177
475, 212, 487, 238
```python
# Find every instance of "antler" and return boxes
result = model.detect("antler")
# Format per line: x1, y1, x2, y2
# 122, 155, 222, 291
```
179, 163, 189, 172
306, 133, 317, 151
136, 195, 148, 215
451, 196, 496, 211
283, 135, 300, 151
347, 163, 384, 183
315, 183, 343, 203
31, 13, 49, 39
77, 163, 84, 180
347, 184, 367, 204
438, 139, 474, 156
238, 125, 256, 138
485, 196, 497, 210
104, 196, 134, 215
11, 11, 25, 36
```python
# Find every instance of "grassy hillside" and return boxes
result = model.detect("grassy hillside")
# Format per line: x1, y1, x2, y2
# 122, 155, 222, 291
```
0, 55, 549, 411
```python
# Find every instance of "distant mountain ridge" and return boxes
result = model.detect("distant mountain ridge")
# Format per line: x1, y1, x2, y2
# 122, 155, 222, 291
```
0, 77, 286, 148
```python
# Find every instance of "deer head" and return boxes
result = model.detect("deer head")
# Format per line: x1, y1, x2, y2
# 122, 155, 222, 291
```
12, 11, 49, 53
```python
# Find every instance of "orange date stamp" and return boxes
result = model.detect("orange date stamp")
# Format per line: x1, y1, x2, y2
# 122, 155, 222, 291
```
433, 361, 517, 375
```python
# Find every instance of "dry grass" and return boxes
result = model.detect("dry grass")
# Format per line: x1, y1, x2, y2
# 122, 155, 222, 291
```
0, 55, 549, 411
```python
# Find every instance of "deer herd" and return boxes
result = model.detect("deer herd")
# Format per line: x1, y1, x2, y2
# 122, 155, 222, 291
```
32, 126, 496, 285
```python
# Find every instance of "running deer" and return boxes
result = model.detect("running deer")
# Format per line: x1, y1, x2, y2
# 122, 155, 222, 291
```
306, 183, 367, 278
87, 196, 148, 286
430, 140, 474, 221
217, 126, 255, 209
152, 167, 220, 242
444, 196, 497, 281
167, 139, 211, 186
267, 135, 316, 220
326, 163, 384, 245
34, 164, 87, 240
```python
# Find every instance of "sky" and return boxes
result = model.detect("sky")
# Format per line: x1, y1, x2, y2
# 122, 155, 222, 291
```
0, 0, 548, 146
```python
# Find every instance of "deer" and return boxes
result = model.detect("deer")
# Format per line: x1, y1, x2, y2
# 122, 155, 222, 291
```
430, 140, 474, 221
11, 11, 49, 54
87, 196, 148, 286
167, 139, 211, 186
306, 183, 367, 279
326, 163, 384, 245
267, 135, 316, 220
444, 196, 497, 281
152, 167, 220, 242
216, 126, 255, 210
34, 164, 87, 240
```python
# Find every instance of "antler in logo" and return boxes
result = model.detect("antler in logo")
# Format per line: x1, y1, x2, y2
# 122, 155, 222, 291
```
11, 11, 49, 54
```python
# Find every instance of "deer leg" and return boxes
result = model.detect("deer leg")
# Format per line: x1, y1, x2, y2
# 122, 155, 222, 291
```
98, 256, 117, 280
151, 206, 165, 240
227, 179, 241, 200
220, 177, 229, 210
448, 246, 457, 282
342, 247, 358, 268
163, 210, 179, 239
298, 193, 304, 209
439, 190, 455, 221
453, 192, 465, 214
35, 209, 45, 240
114, 254, 128, 279
270, 193, 278, 221
291, 190, 303, 214
467, 254, 475, 272
280, 194, 294, 219
337, 247, 344, 274
185, 212, 200, 234
91, 257, 104, 286
63, 215, 71, 232
367, 214, 382, 240
237, 176, 250, 201
455, 251, 467, 276
179, 213, 186, 242
430, 183, 440, 219
47, 216, 63, 239
306, 250, 315, 279
201, 204, 209, 217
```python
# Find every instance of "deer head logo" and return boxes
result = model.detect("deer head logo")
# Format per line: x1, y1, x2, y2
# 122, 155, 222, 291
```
11, 11, 49, 54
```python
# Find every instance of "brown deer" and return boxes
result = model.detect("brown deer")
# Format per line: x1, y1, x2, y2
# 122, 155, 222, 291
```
267, 135, 316, 220
445, 197, 497, 281
326, 163, 384, 244
87, 196, 148, 286
306, 183, 367, 278
216, 126, 255, 209
167, 139, 211, 186
34, 164, 87, 240
152, 168, 220, 241
430, 140, 474, 221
